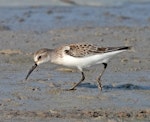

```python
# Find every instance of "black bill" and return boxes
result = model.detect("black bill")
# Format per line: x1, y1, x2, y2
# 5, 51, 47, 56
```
25, 63, 37, 80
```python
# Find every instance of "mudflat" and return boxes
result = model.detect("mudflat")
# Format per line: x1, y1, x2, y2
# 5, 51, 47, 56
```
0, 3, 150, 122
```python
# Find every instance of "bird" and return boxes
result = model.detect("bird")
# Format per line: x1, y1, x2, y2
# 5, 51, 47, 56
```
25, 43, 131, 91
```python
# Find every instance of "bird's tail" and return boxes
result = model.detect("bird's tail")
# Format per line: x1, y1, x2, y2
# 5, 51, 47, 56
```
117, 46, 132, 51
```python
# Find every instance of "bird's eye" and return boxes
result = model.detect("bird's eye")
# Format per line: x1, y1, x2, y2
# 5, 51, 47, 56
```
38, 56, 42, 60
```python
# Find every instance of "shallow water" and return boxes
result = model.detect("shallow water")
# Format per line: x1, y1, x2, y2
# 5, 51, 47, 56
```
1, 3, 150, 32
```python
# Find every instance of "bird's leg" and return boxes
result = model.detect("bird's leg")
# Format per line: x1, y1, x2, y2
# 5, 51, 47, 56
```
97, 63, 107, 91
69, 72, 85, 90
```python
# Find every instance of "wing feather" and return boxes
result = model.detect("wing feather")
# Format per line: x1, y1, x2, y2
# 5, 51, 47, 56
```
64, 43, 131, 57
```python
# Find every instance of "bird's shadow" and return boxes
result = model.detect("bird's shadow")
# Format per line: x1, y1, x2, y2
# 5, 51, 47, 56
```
78, 83, 150, 90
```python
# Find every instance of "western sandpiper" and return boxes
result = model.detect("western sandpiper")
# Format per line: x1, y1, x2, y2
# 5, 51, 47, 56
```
25, 43, 131, 91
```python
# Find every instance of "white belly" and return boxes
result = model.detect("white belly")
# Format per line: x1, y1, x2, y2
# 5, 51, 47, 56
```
54, 50, 125, 70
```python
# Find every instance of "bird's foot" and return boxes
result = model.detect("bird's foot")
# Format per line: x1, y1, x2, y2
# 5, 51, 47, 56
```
97, 79, 103, 91
63, 88, 77, 91
98, 85, 102, 91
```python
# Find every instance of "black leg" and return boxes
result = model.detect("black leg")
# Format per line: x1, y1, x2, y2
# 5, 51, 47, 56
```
69, 72, 85, 90
97, 63, 107, 91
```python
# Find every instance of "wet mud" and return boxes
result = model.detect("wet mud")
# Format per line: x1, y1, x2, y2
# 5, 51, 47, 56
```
0, 3, 150, 122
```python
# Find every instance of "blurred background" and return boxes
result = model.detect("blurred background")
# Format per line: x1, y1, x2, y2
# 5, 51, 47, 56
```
0, 0, 150, 7
0, 0, 150, 32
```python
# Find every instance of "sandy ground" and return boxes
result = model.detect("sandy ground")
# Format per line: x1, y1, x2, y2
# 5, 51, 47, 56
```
0, 3, 150, 122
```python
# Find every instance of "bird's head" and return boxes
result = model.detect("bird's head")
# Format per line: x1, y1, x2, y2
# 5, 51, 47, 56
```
25, 48, 52, 80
